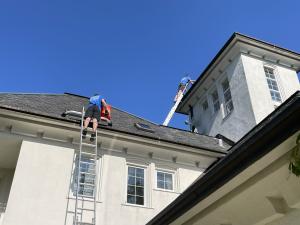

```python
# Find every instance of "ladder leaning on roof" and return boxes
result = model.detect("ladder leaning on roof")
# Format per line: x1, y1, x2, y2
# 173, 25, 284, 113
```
74, 107, 98, 225
163, 78, 194, 126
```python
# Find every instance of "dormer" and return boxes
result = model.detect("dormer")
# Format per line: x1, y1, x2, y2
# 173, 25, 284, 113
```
177, 33, 300, 141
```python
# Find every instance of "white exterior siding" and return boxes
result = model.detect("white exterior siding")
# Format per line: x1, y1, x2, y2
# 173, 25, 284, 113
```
3, 140, 74, 225
190, 53, 300, 142
241, 54, 300, 124
1, 136, 206, 225
192, 55, 256, 142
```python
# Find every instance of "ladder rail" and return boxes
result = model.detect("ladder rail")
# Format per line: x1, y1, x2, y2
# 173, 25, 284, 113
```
74, 106, 98, 225
74, 107, 85, 224
93, 129, 98, 225
163, 83, 191, 126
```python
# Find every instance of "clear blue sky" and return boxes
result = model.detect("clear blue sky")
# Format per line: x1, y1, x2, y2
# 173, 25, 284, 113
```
1, 0, 299, 129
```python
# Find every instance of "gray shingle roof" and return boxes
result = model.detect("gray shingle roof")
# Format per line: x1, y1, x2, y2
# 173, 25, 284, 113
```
0, 93, 230, 153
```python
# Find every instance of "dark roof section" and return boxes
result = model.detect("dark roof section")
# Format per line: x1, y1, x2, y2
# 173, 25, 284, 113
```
147, 91, 300, 225
0, 92, 230, 153
177, 32, 300, 114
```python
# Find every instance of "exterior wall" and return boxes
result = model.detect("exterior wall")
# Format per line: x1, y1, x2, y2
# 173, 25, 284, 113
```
3, 140, 75, 225
242, 54, 300, 124
191, 54, 300, 142
266, 209, 300, 225
2, 138, 203, 225
0, 169, 14, 225
191, 54, 256, 142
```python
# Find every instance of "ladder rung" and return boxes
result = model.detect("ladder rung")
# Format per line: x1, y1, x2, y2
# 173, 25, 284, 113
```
79, 182, 95, 187
77, 207, 94, 211
76, 222, 95, 225
79, 161, 96, 165
77, 194, 95, 198
80, 171, 96, 176
81, 143, 97, 148
81, 152, 96, 156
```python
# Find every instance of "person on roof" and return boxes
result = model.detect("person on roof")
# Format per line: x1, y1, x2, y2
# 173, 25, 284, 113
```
82, 94, 108, 142
174, 76, 194, 102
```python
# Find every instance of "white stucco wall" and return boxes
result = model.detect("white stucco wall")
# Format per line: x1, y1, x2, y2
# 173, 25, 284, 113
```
192, 54, 256, 142
191, 54, 300, 142
0, 169, 14, 225
2, 138, 203, 225
241, 54, 300, 124
3, 140, 75, 225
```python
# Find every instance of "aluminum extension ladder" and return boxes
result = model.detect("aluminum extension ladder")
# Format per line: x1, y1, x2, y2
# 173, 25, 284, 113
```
74, 107, 98, 225
163, 79, 194, 126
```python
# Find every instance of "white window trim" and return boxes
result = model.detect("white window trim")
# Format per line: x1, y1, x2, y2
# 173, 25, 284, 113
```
155, 169, 176, 192
70, 153, 103, 202
124, 163, 149, 207
263, 64, 284, 105
221, 77, 234, 118
210, 88, 220, 114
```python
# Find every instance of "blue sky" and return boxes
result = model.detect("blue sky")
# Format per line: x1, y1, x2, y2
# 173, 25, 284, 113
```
0, 0, 299, 129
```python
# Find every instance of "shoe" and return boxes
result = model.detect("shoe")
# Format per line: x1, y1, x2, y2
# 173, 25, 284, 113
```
82, 128, 87, 139
90, 132, 96, 142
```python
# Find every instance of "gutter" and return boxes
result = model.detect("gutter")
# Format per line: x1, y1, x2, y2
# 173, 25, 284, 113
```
0, 106, 227, 155
147, 91, 300, 225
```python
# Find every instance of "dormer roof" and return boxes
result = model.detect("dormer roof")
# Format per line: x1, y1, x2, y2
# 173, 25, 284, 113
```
177, 32, 300, 114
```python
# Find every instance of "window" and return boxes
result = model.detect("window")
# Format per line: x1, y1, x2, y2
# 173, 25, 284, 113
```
74, 157, 96, 198
211, 90, 220, 113
135, 123, 154, 133
156, 171, 174, 191
222, 78, 234, 116
202, 100, 208, 111
264, 67, 282, 102
127, 166, 144, 205
189, 105, 194, 119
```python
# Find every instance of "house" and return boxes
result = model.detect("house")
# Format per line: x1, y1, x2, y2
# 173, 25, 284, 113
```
177, 33, 300, 142
147, 33, 300, 225
147, 91, 300, 225
0, 93, 230, 225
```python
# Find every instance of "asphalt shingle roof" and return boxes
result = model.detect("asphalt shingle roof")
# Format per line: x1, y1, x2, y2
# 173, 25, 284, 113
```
0, 93, 230, 153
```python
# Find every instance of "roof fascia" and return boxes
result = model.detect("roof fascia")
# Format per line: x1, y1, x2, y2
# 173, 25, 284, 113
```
0, 106, 226, 157
147, 91, 300, 225
177, 33, 300, 114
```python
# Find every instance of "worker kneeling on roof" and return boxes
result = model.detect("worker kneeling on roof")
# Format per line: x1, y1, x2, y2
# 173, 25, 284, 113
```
82, 94, 109, 142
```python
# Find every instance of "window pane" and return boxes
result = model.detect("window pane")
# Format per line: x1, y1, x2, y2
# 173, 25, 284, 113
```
157, 172, 164, 181
128, 176, 135, 185
165, 181, 173, 190
136, 187, 144, 196
157, 180, 164, 189
136, 196, 144, 205
136, 168, 144, 178
202, 100, 208, 110
127, 185, 135, 195
165, 174, 173, 183
128, 167, 135, 176
136, 178, 144, 187
127, 195, 135, 204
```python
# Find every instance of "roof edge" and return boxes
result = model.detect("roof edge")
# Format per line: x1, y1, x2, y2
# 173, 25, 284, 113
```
0, 105, 227, 154
177, 32, 300, 113
147, 91, 300, 225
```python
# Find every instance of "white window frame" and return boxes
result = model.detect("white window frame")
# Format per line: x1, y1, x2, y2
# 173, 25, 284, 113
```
125, 164, 146, 206
155, 169, 175, 192
221, 77, 234, 117
211, 89, 220, 114
72, 154, 103, 201
264, 66, 282, 104
202, 99, 208, 111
